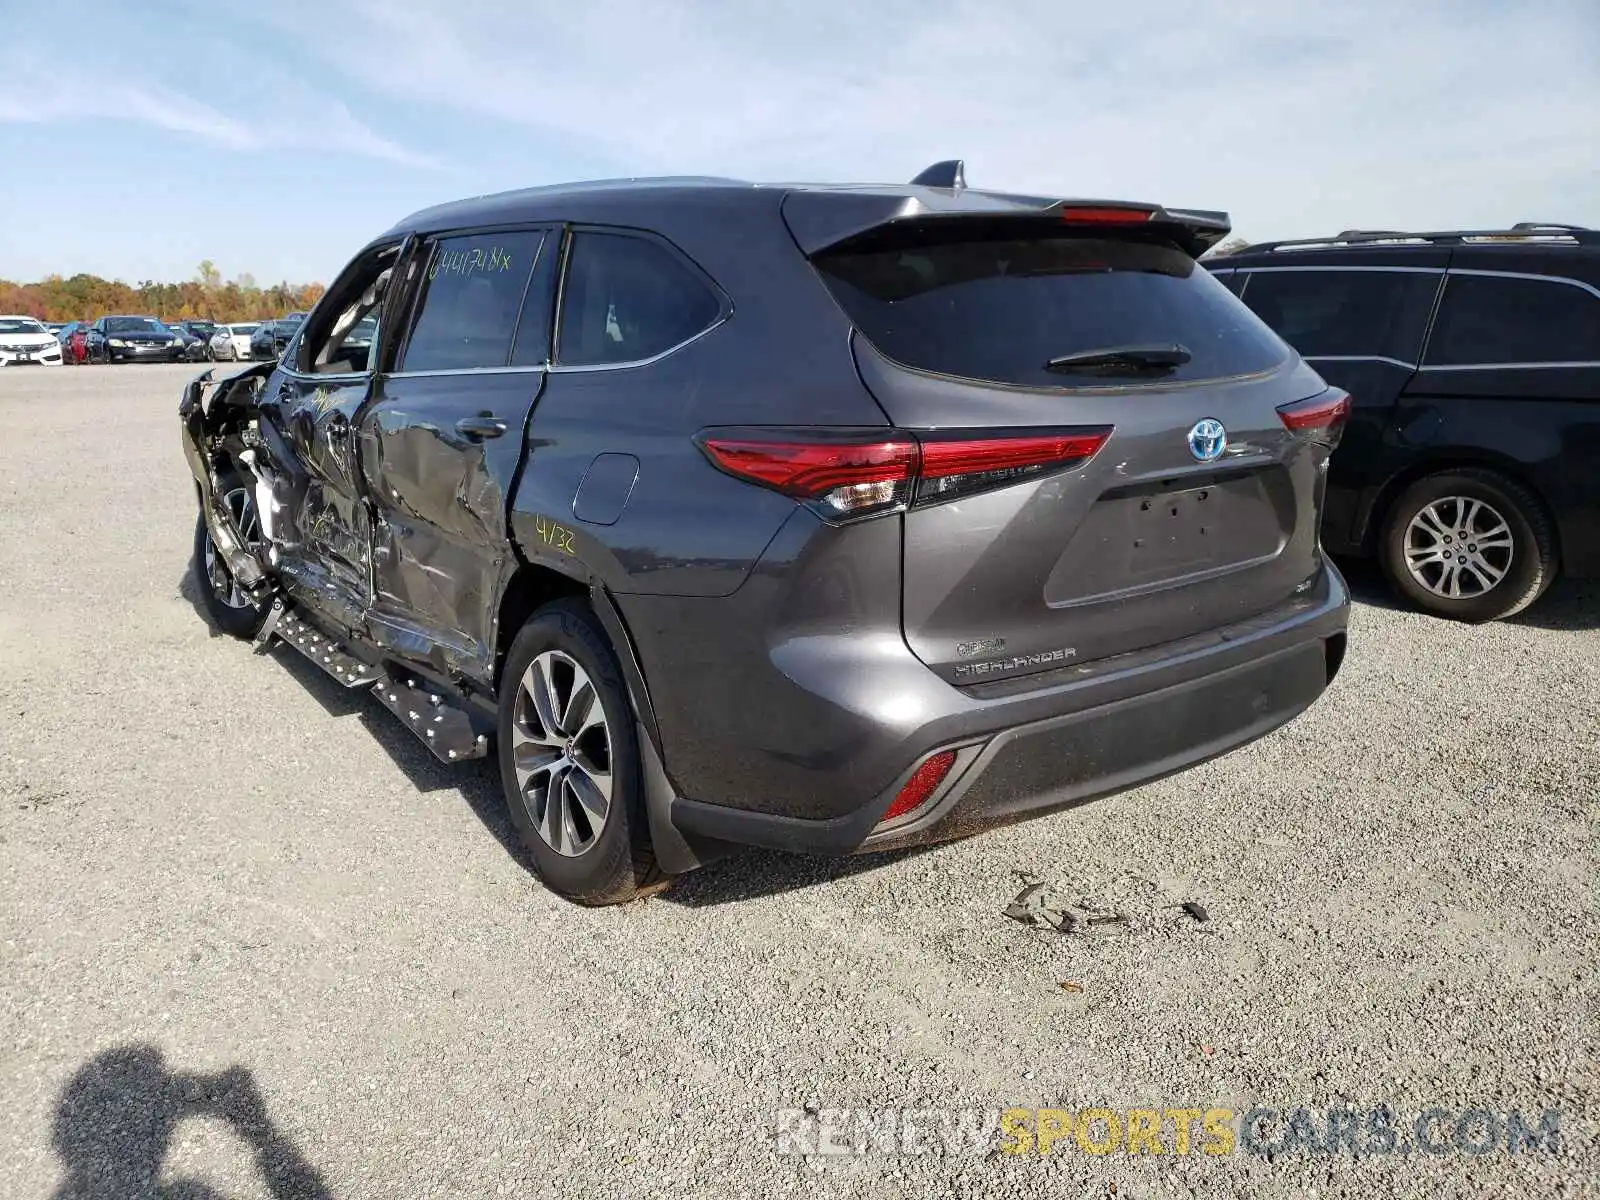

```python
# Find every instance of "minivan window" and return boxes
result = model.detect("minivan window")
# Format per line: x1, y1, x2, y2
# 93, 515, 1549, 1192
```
1425, 273, 1600, 367
556, 231, 723, 367
399, 231, 546, 372
814, 232, 1287, 387
1238, 269, 1438, 364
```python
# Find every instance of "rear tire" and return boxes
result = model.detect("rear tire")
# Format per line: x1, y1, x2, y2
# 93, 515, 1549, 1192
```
497, 599, 670, 905
1379, 468, 1556, 622
191, 473, 270, 639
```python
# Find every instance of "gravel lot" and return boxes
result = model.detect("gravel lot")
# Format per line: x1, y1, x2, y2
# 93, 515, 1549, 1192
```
2, 363, 1596, 1199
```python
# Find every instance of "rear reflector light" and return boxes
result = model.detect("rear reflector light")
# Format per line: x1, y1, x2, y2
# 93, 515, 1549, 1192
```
1058, 206, 1156, 225
881, 750, 958, 823
697, 427, 1111, 520
1277, 389, 1351, 445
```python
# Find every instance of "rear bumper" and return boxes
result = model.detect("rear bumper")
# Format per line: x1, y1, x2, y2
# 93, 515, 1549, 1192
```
666, 556, 1349, 856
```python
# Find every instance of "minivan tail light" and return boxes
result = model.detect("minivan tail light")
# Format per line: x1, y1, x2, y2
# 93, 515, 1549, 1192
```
1277, 389, 1351, 446
696, 427, 1111, 521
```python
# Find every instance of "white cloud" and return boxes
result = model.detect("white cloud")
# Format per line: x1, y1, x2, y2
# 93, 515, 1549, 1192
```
0, 46, 437, 169
279, 0, 1598, 238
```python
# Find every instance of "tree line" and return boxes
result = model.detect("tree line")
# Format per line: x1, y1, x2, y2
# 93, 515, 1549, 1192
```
0, 261, 326, 324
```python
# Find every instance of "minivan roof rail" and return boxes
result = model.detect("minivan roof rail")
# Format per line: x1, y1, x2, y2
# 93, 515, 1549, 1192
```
1241, 224, 1600, 252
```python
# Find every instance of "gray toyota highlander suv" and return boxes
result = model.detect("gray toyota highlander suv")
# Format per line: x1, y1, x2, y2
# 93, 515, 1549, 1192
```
180, 161, 1350, 904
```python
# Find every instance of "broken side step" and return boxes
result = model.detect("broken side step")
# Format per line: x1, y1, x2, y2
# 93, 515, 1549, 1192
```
370, 673, 492, 763
273, 609, 383, 688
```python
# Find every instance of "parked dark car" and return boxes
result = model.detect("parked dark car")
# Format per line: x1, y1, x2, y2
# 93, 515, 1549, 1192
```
180, 163, 1349, 905
173, 320, 222, 361
90, 316, 187, 363
1209, 224, 1600, 621
248, 313, 306, 360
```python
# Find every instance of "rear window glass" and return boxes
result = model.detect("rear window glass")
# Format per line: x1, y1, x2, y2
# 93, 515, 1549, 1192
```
813, 233, 1288, 387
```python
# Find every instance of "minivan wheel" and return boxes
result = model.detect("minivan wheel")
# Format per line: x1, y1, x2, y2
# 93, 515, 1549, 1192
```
497, 599, 669, 905
1380, 469, 1556, 622
191, 476, 270, 639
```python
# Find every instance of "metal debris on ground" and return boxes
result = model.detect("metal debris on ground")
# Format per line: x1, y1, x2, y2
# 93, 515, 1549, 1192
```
1002, 877, 1131, 936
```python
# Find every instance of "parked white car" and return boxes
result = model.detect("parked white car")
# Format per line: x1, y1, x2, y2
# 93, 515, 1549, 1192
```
0, 316, 64, 366
210, 322, 260, 361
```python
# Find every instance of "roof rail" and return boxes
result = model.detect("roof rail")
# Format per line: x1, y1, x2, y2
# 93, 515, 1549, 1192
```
909, 159, 966, 190
1242, 224, 1599, 253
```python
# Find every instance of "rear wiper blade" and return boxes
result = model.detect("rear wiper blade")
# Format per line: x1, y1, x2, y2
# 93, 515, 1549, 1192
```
1044, 343, 1192, 373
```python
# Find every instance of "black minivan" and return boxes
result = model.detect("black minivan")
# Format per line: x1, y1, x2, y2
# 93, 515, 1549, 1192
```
1210, 226, 1600, 621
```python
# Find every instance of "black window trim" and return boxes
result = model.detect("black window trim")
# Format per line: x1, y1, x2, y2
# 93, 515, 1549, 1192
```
548, 223, 733, 374
1418, 268, 1600, 372
385, 222, 558, 379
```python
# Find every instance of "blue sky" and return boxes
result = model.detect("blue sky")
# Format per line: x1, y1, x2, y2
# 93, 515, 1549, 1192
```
1, 0, 1595, 286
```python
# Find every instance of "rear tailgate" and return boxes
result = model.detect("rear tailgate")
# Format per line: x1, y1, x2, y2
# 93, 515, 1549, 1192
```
806, 218, 1336, 684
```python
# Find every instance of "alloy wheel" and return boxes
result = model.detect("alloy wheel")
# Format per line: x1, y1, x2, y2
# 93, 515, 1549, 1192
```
1403, 496, 1514, 599
202, 487, 261, 609
511, 650, 613, 857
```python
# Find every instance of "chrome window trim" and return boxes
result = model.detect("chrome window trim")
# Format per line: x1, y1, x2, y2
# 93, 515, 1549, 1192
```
385, 364, 549, 380
1419, 360, 1600, 372
1304, 354, 1418, 370
1444, 268, 1600, 302
546, 313, 731, 373
1240, 265, 1447, 275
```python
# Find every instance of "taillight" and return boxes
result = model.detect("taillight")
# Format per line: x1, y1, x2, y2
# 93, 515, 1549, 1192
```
1277, 389, 1350, 446
696, 427, 1111, 521
695, 433, 918, 519
918, 430, 1112, 504
880, 750, 958, 824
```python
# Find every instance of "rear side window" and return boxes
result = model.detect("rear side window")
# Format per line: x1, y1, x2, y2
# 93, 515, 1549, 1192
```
398, 231, 547, 372
556, 231, 723, 367
1239, 269, 1438, 363
1425, 273, 1600, 366
812, 232, 1287, 387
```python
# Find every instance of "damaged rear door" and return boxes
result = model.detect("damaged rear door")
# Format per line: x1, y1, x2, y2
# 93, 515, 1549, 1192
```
357, 226, 557, 683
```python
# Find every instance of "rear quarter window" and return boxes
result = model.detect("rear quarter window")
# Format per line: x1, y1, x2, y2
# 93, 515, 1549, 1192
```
812, 232, 1288, 387
1240, 269, 1439, 363
1425, 273, 1600, 366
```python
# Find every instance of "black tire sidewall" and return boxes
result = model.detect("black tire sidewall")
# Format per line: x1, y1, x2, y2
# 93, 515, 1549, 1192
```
497, 600, 645, 905
191, 474, 269, 639
1381, 472, 1547, 622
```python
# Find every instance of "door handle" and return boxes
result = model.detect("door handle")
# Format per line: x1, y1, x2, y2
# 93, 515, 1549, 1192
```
455, 416, 509, 440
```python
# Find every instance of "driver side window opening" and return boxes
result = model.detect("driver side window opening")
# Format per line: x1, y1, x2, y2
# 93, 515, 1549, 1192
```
301, 243, 402, 375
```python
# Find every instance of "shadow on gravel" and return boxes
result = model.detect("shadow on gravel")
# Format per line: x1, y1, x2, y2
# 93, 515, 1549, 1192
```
265, 644, 529, 869
1335, 556, 1600, 629
50, 1045, 330, 1199
179, 564, 529, 871
661, 845, 940, 907
1508, 577, 1600, 631
177, 565, 230, 640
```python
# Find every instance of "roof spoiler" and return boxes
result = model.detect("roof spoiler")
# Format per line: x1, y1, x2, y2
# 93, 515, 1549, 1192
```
783, 175, 1231, 259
